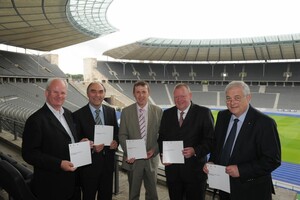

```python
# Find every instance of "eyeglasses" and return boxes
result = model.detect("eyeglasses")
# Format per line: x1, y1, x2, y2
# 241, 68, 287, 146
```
226, 95, 246, 103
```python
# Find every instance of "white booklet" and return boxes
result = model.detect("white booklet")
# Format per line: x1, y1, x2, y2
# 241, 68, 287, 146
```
94, 125, 113, 146
163, 141, 184, 164
126, 139, 147, 159
207, 163, 230, 193
69, 141, 92, 168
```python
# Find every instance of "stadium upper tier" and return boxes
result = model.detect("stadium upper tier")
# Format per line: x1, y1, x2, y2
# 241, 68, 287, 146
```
103, 34, 300, 62
0, 0, 117, 51
97, 61, 300, 83
0, 50, 65, 78
0, 50, 88, 124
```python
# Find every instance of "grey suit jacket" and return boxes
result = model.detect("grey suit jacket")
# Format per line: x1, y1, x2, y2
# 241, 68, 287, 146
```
119, 103, 162, 171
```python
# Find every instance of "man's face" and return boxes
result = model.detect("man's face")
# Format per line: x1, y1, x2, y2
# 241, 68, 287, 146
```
87, 83, 105, 108
45, 79, 67, 111
226, 86, 251, 117
173, 86, 192, 111
133, 85, 149, 108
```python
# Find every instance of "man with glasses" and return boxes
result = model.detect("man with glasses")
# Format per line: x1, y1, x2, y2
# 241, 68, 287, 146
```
203, 81, 281, 200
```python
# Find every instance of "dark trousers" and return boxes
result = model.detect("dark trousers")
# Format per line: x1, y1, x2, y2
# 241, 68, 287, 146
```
167, 179, 206, 200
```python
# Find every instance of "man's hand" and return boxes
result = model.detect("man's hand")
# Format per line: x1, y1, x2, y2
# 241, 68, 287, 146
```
126, 157, 136, 164
80, 138, 94, 148
93, 144, 104, 153
61, 160, 76, 172
226, 165, 240, 177
110, 140, 118, 150
182, 147, 195, 158
203, 162, 214, 174
146, 148, 155, 159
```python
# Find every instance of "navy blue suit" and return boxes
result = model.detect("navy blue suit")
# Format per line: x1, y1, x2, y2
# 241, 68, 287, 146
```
209, 105, 281, 200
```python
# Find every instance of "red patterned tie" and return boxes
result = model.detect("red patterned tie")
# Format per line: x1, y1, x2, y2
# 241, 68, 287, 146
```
179, 111, 184, 127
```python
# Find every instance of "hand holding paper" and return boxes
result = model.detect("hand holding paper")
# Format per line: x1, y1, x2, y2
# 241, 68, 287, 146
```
126, 139, 147, 160
94, 125, 114, 146
207, 163, 230, 193
163, 141, 184, 164
69, 141, 92, 168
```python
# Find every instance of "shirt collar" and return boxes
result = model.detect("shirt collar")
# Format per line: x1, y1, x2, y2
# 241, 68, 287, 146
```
46, 102, 64, 115
89, 103, 103, 113
137, 103, 148, 112
231, 105, 249, 122
177, 103, 191, 115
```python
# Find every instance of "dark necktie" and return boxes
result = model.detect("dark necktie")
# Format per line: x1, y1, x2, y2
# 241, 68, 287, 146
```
95, 109, 102, 125
220, 118, 239, 165
179, 111, 184, 127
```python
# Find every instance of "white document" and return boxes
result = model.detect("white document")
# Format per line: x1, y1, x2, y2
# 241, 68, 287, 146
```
163, 141, 184, 164
126, 139, 147, 159
94, 125, 114, 146
207, 163, 230, 193
69, 141, 92, 168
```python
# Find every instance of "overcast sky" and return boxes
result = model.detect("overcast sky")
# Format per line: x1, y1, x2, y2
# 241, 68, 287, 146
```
51, 0, 300, 74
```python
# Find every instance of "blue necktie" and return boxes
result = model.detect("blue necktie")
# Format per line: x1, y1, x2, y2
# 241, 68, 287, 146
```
220, 118, 239, 165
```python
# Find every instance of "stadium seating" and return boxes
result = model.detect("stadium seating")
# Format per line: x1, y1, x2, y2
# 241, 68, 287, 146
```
0, 159, 37, 200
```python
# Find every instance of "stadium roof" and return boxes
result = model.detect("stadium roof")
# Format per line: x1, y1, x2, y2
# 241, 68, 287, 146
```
0, 0, 117, 51
1, 0, 300, 63
103, 35, 300, 62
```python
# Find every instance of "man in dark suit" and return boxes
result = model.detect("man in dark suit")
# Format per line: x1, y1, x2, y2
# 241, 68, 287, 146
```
119, 81, 163, 200
73, 82, 119, 200
22, 78, 80, 200
158, 83, 214, 200
204, 81, 281, 200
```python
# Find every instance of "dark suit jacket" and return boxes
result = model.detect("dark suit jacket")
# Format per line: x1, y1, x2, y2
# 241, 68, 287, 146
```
209, 105, 281, 200
22, 104, 78, 200
72, 104, 119, 174
158, 102, 214, 183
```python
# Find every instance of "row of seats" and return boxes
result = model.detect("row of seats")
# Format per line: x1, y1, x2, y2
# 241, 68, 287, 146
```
97, 61, 300, 81
0, 152, 36, 200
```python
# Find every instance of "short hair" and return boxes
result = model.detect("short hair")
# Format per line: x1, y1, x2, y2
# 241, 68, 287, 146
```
173, 83, 191, 93
46, 78, 68, 90
225, 81, 251, 96
133, 81, 150, 93
86, 81, 106, 93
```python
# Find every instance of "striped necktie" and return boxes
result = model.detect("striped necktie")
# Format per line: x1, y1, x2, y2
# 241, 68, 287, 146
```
139, 108, 146, 140
95, 109, 103, 125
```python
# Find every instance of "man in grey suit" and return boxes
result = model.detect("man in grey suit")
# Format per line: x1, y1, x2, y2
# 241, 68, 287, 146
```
119, 81, 163, 200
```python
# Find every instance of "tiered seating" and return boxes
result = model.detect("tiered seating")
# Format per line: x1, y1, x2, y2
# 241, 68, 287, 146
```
0, 50, 65, 77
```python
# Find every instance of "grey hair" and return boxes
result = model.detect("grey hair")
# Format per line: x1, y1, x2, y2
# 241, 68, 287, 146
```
46, 78, 68, 90
225, 81, 251, 96
173, 83, 191, 93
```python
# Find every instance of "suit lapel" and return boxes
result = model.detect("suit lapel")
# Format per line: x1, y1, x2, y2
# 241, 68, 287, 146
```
43, 104, 74, 142
63, 111, 77, 142
230, 106, 255, 160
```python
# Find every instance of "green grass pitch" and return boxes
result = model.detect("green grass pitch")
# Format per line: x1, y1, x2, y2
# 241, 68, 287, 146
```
211, 111, 300, 164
